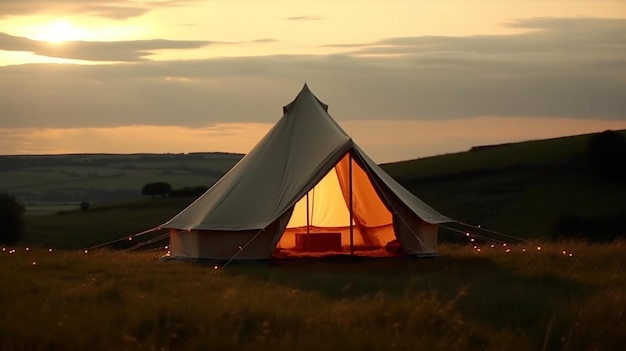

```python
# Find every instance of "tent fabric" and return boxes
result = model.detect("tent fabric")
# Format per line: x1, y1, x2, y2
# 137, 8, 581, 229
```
162, 84, 453, 259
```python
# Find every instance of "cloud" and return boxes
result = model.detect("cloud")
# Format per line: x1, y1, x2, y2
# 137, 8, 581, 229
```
286, 16, 324, 21
0, 32, 217, 61
0, 0, 198, 20
0, 17, 624, 129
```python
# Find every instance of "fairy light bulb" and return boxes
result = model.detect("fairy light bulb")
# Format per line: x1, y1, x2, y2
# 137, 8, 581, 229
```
537, 246, 542, 251
84, 249, 89, 254
48, 248, 53, 252
32, 261, 36, 266
214, 265, 219, 270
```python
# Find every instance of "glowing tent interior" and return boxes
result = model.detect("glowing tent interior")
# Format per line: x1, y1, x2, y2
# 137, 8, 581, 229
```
161, 84, 453, 260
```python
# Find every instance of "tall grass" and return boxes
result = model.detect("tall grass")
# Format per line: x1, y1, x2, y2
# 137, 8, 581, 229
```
1, 242, 624, 350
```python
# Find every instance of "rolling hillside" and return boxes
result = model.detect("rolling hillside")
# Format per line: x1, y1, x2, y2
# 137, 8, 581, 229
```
383, 130, 626, 239
7, 129, 626, 248
0, 152, 242, 214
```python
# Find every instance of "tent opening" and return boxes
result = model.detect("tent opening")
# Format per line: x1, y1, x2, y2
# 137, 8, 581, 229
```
275, 153, 400, 257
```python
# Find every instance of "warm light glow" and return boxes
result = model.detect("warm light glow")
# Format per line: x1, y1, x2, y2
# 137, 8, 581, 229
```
36, 20, 86, 43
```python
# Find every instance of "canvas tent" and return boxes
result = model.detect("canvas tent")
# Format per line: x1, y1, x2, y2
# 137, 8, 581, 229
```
161, 84, 453, 260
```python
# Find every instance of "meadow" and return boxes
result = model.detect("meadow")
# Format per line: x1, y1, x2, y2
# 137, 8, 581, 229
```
1, 242, 624, 351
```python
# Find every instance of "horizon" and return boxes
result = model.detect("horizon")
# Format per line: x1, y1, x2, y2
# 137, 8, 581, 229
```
2, 127, 624, 165
1, 1, 625, 163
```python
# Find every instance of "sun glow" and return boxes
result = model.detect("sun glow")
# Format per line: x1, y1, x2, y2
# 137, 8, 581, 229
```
37, 20, 86, 43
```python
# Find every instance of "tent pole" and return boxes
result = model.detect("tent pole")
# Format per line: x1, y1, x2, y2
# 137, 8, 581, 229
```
349, 152, 354, 256
306, 192, 310, 235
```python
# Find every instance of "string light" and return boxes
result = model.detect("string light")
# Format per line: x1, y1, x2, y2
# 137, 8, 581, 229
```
214, 265, 219, 270
84, 249, 89, 254
537, 246, 542, 251
32, 261, 36, 266
49, 248, 53, 252
25, 247, 30, 251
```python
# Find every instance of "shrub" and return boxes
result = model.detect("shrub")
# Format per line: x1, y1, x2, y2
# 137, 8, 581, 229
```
80, 201, 90, 211
0, 192, 25, 245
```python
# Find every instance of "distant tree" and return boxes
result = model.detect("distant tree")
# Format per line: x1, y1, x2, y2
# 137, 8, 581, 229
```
80, 201, 90, 211
0, 192, 25, 245
587, 130, 626, 182
142, 182, 172, 197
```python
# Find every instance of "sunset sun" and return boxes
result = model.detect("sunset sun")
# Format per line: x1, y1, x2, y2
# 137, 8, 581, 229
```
38, 20, 85, 43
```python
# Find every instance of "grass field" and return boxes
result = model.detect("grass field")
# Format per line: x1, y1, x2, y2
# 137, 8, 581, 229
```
1, 242, 624, 351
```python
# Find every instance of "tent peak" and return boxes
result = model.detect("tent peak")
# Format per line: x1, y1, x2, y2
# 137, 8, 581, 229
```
283, 83, 328, 114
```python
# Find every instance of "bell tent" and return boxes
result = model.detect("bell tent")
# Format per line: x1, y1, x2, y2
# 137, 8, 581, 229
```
161, 84, 453, 260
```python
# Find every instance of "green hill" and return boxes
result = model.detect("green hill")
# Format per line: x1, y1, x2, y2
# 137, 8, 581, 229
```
0, 152, 242, 214
12, 130, 626, 248
383, 130, 626, 239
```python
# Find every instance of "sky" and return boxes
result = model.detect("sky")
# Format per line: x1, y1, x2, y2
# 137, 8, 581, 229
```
1, 0, 625, 163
